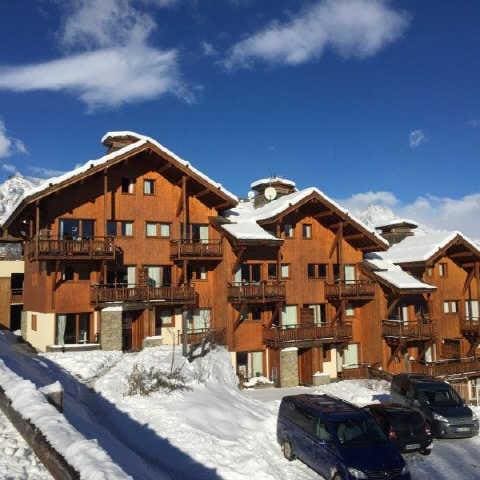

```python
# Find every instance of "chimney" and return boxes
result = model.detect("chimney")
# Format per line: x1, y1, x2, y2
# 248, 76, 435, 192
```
102, 132, 141, 153
249, 176, 297, 208
376, 219, 418, 245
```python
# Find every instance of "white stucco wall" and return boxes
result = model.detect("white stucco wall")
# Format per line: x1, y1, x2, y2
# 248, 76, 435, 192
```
24, 311, 55, 352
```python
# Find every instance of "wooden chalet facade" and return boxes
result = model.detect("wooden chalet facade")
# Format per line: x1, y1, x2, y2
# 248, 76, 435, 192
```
2, 131, 480, 388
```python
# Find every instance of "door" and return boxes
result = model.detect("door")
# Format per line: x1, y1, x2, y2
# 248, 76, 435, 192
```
344, 265, 356, 284
282, 305, 298, 329
248, 351, 264, 378
125, 310, 145, 351
299, 348, 313, 385
60, 219, 80, 239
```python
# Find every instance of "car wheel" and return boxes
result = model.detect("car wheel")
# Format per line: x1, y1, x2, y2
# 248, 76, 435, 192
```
282, 439, 295, 461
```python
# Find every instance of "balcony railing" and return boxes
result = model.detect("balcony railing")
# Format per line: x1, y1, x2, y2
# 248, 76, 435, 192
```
91, 284, 197, 306
170, 239, 222, 260
263, 322, 352, 349
325, 280, 375, 300
27, 236, 115, 261
227, 281, 286, 304
382, 319, 435, 340
461, 317, 480, 336
178, 328, 226, 346
10, 288, 23, 304
411, 357, 480, 378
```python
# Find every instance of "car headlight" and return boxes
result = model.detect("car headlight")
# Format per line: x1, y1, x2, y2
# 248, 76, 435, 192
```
401, 465, 410, 475
472, 412, 478, 421
347, 468, 368, 479
433, 413, 449, 423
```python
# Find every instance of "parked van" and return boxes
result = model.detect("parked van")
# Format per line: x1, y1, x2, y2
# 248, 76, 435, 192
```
391, 374, 479, 438
277, 394, 410, 480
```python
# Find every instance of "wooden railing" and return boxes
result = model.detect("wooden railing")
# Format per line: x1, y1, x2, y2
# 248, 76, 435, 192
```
178, 328, 226, 346
263, 322, 352, 348
324, 280, 375, 300
91, 284, 196, 306
10, 288, 23, 304
382, 319, 435, 340
27, 236, 115, 260
338, 364, 393, 382
227, 281, 286, 304
170, 239, 222, 259
411, 357, 480, 377
461, 317, 480, 335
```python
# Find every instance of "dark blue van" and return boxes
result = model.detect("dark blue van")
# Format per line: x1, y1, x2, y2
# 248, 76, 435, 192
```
277, 394, 410, 480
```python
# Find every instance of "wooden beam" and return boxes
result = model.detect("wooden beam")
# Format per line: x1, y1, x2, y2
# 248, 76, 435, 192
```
194, 188, 210, 199
329, 224, 343, 258
387, 297, 401, 318
463, 268, 475, 295
450, 251, 474, 258
182, 176, 188, 240
158, 162, 173, 174
232, 246, 246, 275
35, 201, 40, 258
343, 233, 365, 241
103, 169, 108, 236
313, 210, 334, 219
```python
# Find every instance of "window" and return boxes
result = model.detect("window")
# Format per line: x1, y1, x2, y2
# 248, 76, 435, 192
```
267, 263, 278, 280
155, 308, 174, 336
333, 264, 356, 283
121, 177, 135, 194
305, 304, 326, 325
439, 263, 448, 277
315, 421, 331, 442
443, 301, 458, 314
345, 303, 355, 317
281, 264, 290, 279
302, 224, 312, 239
107, 221, 117, 237
235, 263, 261, 283
145, 266, 172, 287
308, 263, 328, 280
144, 179, 155, 195
188, 265, 207, 281
109, 265, 136, 285
426, 267, 433, 277
283, 224, 294, 238
31, 314, 37, 332
181, 223, 209, 242
121, 221, 134, 237
56, 313, 91, 345
145, 222, 170, 238
282, 305, 298, 328
59, 219, 95, 239
188, 308, 211, 331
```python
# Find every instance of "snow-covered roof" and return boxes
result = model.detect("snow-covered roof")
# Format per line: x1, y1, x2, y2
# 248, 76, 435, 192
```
364, 256, 436, 291
378, 229, 480, 264
250, 176, 296, 189
3, 131, 238, 227
222, 187, 389, 248
375, 218, 419, 229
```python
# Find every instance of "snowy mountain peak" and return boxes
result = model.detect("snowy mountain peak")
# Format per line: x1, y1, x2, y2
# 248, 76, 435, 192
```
354, 204, 396, 229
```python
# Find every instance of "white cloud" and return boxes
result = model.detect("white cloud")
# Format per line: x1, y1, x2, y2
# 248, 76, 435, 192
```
27, 166, 66, 178
1, 163, 19, 175
0, 0, 188, 109
224, 0, 409, 69
0, 120, 27, 159
201, 41, 218, 57
409, 129, 426, 148
340, 190, 480, 238
467, 119, 480, 128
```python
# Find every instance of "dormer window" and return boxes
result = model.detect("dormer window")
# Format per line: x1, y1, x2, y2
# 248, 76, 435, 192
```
121, 177, 135, 194
144, 179, 155, 195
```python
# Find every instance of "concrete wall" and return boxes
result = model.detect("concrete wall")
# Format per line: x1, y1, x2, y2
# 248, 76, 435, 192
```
24, 311, 55, 352
280, 347, 299, 387
100, 307, 122, 351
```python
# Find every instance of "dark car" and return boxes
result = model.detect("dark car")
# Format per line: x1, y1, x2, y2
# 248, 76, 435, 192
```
391, 373, 479, 438
277, 394, 410, 480
363, 403, 433, 455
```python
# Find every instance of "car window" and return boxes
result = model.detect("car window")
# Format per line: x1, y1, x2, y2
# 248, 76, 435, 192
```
333, 417, 387, 446
315, 421, 331, 441
417, 388, 462, 407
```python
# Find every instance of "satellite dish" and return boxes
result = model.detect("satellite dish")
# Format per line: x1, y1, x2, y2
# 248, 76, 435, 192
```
264, 186, 277, 201
247, 190, 255, 200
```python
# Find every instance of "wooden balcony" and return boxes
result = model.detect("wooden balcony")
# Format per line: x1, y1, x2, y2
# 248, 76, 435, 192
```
10, 288, 23, 304
91, 284, 197, 306
178, 328, 226, 346
263, 322, 352, 349
325, 280, 375, 301
460, 317, 480, 336
382, 319, 435, 341
227, 281, 286, 304
27, 237, 115, 261
411, 357, 480, 378
170, 239, 222, 260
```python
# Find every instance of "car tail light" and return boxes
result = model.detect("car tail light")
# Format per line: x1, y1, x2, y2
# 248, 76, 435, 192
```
389, 427, 397, 440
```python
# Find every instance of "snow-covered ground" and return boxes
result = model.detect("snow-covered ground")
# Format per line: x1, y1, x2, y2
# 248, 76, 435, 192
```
0, 409, 52, 480
42, 344, 480, 480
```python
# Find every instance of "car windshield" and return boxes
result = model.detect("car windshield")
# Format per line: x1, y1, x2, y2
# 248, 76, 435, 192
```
332, 417, 388, 446
417, 387, 462, 407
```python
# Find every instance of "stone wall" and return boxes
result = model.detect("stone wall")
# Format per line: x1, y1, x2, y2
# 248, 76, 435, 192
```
100, 309, 122, 351
280, 348, 299, 387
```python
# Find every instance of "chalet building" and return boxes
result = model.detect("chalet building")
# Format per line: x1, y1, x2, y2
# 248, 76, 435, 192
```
365, 221, 480, 383
0, 237, 24, 332
2, 130, 480, 389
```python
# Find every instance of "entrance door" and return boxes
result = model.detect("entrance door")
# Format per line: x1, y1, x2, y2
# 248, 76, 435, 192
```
299, 348, 313, 385
122, 310, 144, 351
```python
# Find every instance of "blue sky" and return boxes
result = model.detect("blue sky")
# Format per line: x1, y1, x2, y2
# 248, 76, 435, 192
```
0, 1, 480, 234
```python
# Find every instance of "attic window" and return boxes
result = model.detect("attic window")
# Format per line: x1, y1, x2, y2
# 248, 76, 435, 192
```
283, 224, 294, 238
121, 177, 135, 194
144, 179, 155, 195
439, 263, 448, 277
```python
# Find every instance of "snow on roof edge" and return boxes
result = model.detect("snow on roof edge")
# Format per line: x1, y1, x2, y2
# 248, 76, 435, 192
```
250, 176, 296, 189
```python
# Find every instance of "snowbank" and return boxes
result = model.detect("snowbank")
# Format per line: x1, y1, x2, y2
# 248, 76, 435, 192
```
0, 359, 131, 480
